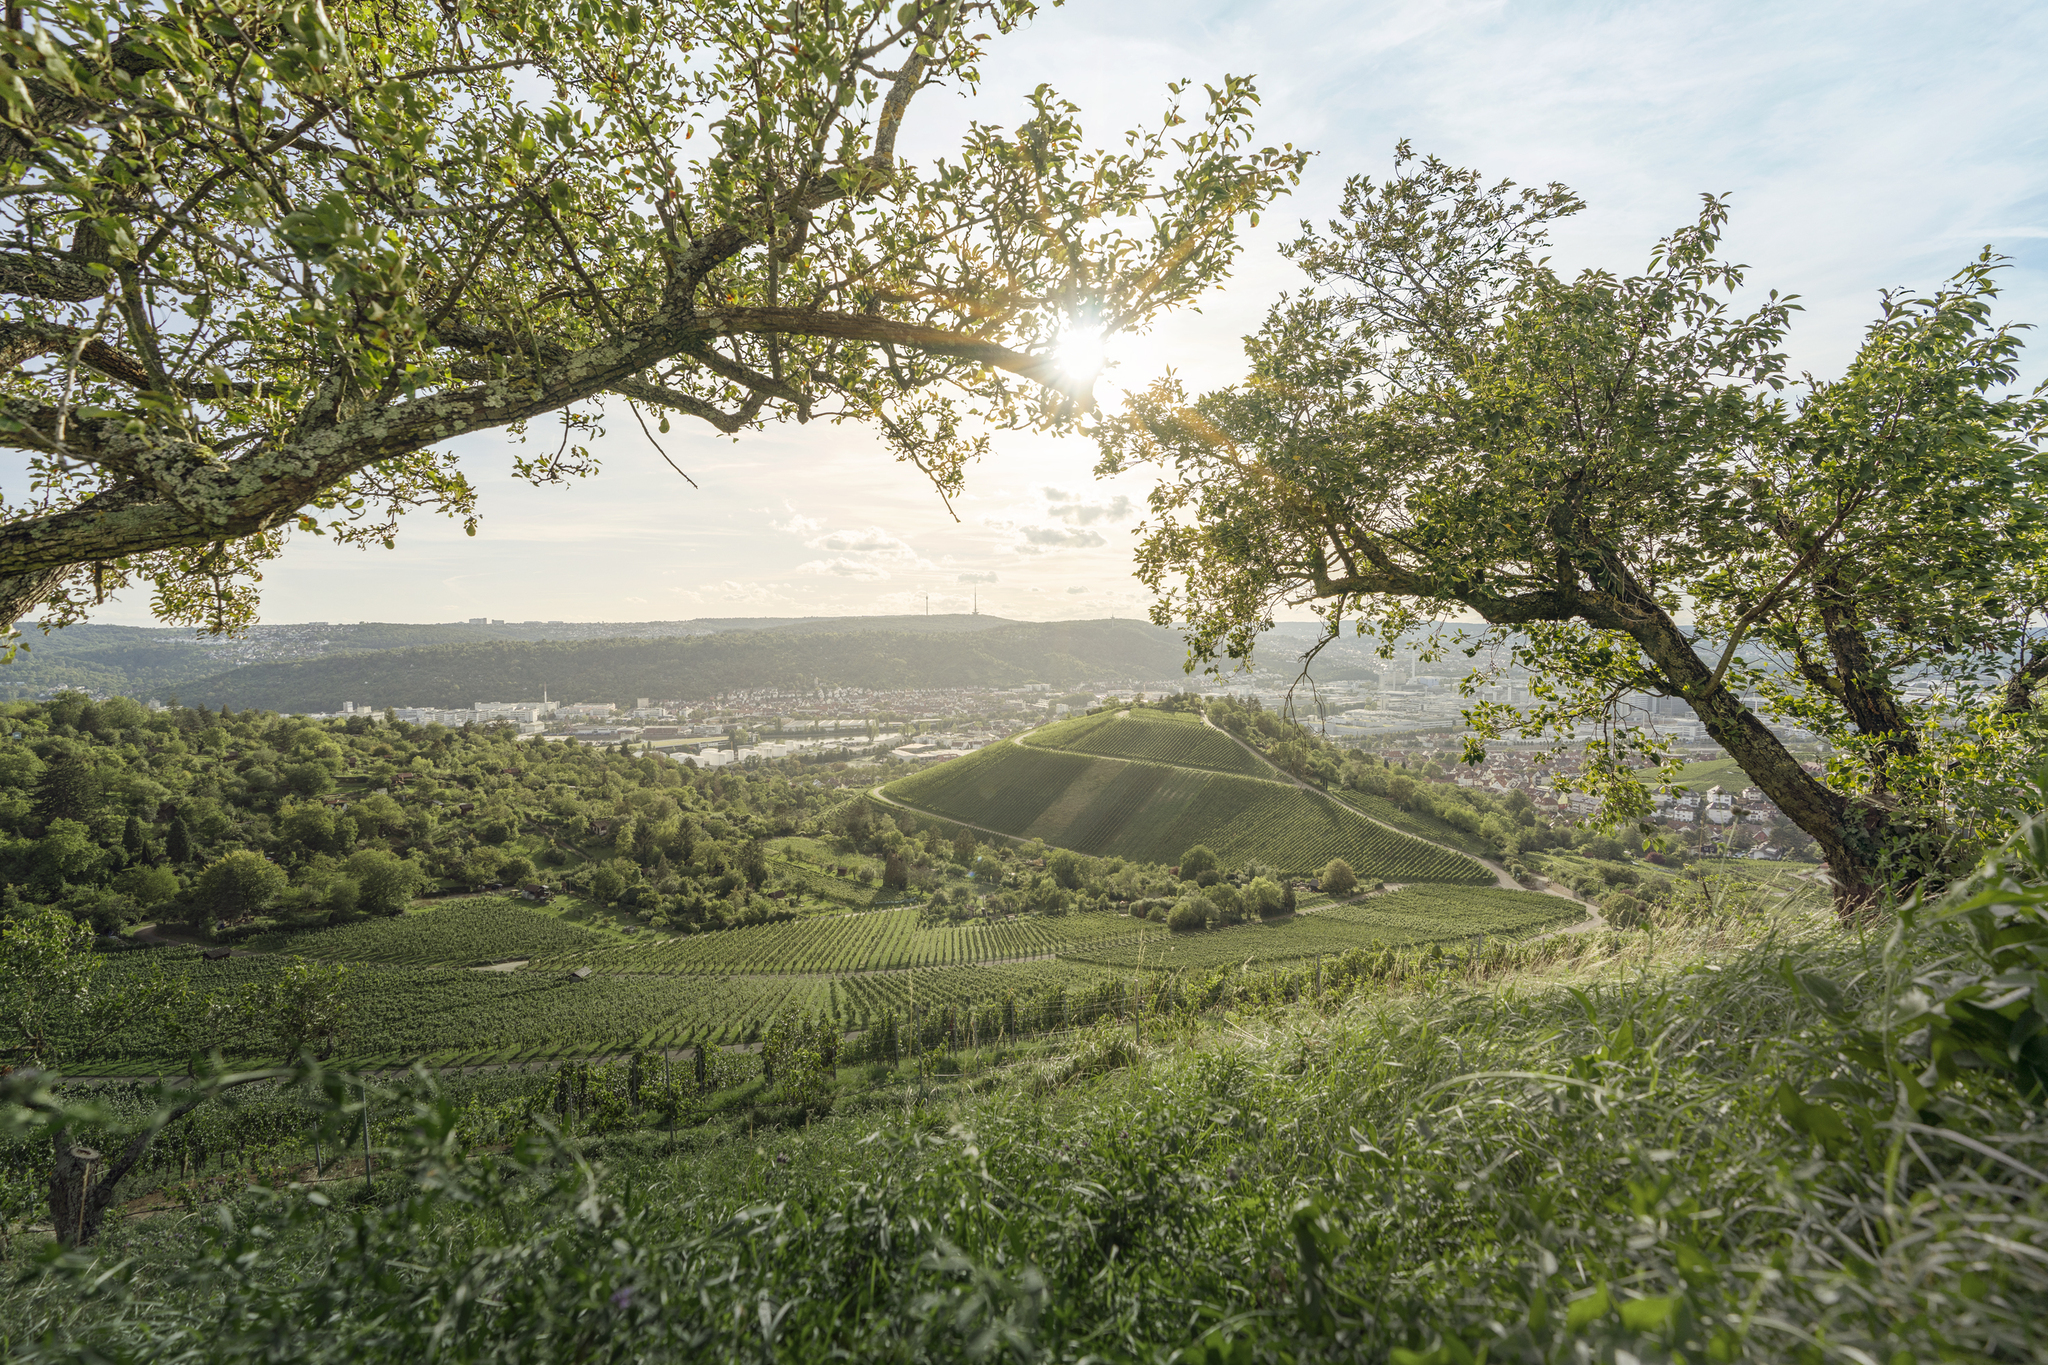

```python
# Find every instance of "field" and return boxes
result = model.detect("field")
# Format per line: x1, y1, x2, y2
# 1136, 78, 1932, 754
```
530, 906, 1160, 975
71, 887, 1581, 1064
244, 898, 611, 966
884, 740, 1489, 882
81, 948, 844, 1057
1024, 708, 1273, 777
73, 944, 1144, 1062
1057, 886, 1585, 971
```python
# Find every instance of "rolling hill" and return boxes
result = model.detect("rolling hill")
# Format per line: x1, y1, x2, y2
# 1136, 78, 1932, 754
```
1023, 706, 1274, 776
882, 716, 1491, 881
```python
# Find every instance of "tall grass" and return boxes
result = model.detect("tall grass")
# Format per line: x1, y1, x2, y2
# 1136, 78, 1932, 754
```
6, 862, 2044, 1363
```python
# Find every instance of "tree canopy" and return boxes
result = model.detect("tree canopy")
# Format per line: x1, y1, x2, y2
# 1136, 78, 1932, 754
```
0, 0, 1300, 633
1100, 147, 2048, 914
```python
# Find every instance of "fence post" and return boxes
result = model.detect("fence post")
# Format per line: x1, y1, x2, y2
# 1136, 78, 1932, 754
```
360, 1082, 373, 1192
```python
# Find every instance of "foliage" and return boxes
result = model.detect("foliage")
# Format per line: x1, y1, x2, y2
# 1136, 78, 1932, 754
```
1062, 885, 1581, 971
243, 899, 608, 968
1320, 857, 1358, 895
1887, 802, 2048, 1103
192, 851, 288, 925
1099, 145, 2048, 911
0, 902, 154, 1065
13, 889, 2048, 1359
0, 0, 1300, 633
531, 906, 1154, 977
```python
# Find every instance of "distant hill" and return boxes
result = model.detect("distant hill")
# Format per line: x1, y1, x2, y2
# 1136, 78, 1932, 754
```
177, 619, 1192, 711
0, 613, 1032, 701
882, 717, 1490, 881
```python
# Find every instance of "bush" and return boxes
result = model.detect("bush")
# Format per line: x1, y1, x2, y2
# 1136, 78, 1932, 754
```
1167, 896, 1213, 932
1204, 881, 1246, 925
1246, 876, 1285, 918
346, 849, 431, 915
589, 864, 627, 904
1320, 858, 1359, 896
1600, 890, 1648, 928
1179, 844, 1219, 881
193, 850, 289, 925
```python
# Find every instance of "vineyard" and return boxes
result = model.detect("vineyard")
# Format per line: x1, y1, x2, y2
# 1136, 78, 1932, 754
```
1318, 884, 1587, 939
1333, 789, 1499, 857
1023, 708, 1273, 777
78, 949, 839, 1058
244, 898, 612, 967
530, 907, 1162, 976
885, 742, 1489, 881
65, 887, 1581, 1066
1059, 886, 1586, 971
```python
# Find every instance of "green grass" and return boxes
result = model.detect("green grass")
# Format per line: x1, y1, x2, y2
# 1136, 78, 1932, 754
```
1059, 886, 1583, 970
767, 857, 899, 909
243, 898, 613, 966
1025, 708, 1273, 777
885, 741, 1490, 881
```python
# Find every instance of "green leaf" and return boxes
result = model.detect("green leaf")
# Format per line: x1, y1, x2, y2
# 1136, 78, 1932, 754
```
1565, 1284, 1612, 1331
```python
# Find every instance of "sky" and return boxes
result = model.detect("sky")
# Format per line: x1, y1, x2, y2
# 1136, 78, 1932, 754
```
85, 0, 2048, 627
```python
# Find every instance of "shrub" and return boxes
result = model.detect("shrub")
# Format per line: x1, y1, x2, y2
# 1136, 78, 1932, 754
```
1179, 844, 1219, 880
1246, 876, 1285, 918
193, 850, 289, 925
1205, 881, 1246, 925
1167, 894, 1215, 932
1048, 849, 1083, 889
346, 849, 431, 916
589, 864, 627, 905
1320, 858, 1359, 896
1600, 890, 1647, 928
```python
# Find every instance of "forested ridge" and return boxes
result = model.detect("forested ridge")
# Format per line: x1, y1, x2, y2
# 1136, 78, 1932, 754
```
176, 619, 1189, 711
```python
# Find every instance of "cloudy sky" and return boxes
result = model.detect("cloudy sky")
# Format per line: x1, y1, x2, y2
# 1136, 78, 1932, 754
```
91, 0, 2048, 627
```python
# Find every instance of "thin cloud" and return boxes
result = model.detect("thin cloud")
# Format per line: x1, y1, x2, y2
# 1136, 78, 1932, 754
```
1046, 494, 1134, 526
958, 571, 1000, 583
1020, 526, 1107, 549
796, 557, 895, 580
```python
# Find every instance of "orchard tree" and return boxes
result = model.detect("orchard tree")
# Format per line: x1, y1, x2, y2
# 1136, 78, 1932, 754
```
0, 0, 1300, 634
1101, 148, 2048, 916
193, 848, 288, 923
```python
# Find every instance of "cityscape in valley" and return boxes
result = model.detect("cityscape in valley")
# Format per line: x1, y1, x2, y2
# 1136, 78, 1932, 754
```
0, 2, 2039, 1361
